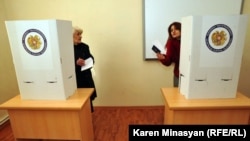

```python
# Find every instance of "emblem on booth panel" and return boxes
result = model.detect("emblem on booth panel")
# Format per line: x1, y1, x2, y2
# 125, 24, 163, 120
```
22, 29, 47, 56
205, 24, 233, 53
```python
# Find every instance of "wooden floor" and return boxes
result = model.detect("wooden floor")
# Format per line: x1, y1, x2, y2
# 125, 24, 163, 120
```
0, 106, 164, 141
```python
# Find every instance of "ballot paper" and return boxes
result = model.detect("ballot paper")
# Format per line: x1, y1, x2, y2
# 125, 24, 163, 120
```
81, 57, 94, 71
152, 40, 166, 54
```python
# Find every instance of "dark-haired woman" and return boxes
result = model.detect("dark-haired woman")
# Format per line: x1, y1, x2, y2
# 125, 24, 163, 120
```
156, 22, 181, 87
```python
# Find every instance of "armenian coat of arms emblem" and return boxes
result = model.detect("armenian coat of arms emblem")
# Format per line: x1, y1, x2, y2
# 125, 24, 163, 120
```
205, 24, 233, 53
22, 29, 47, 56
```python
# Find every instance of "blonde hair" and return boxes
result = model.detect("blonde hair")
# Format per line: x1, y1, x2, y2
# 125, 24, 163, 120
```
72, 26, 83, 34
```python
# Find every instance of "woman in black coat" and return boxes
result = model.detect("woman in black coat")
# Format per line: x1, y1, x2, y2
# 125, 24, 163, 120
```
73, 26, 97, 112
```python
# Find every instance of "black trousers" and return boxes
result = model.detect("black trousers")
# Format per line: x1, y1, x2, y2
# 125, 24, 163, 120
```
76, 69, 97, 112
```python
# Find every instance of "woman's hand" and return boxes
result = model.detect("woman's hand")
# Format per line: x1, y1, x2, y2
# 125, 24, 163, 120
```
156, 53, 165, 60
76, 58, 85, 66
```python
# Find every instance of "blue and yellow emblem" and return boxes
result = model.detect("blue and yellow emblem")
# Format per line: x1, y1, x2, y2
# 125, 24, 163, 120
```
205, 24, 233, 53
22, 29, 47, 56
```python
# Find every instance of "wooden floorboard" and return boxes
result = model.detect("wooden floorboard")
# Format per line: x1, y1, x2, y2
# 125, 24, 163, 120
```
0, 106, 164, 141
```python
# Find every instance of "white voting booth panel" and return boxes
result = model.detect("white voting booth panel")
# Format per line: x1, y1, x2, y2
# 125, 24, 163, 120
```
179, 15, 248, 99
5, 20, 77, 100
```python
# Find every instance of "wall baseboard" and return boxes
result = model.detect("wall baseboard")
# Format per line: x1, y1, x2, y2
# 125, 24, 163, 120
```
0, 115, 9, 126
94, 105, 164, 109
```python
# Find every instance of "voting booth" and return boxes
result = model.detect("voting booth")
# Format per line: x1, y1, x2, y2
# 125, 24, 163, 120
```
179, 15, 248, 99
5, 19, 77, 100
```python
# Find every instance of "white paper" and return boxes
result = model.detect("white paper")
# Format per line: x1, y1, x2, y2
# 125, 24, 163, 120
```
152, 40, 166, 54
81, 57, 94, 71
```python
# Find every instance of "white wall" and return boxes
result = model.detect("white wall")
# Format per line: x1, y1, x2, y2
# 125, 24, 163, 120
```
238, 0, 250, 98
0, 0, 19, 124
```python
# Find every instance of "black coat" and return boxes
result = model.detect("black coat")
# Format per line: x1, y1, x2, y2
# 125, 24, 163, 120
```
74, 42, 97, 101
